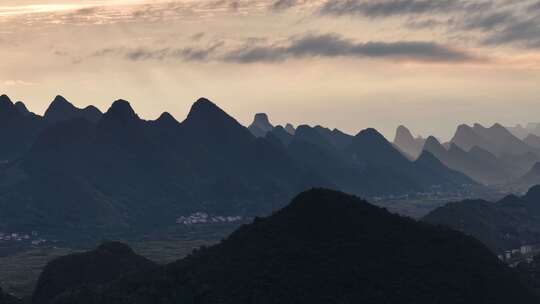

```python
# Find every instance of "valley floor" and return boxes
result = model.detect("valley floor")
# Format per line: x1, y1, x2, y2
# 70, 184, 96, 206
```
0, 222, 240, 298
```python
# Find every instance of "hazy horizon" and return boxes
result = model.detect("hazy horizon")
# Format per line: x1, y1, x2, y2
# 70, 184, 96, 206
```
2, 0, 540, 139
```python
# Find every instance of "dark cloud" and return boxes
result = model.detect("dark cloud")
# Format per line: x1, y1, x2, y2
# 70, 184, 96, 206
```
319, 0, 488, 17
88, 33, 483, 64
90, 42, 225, 62
405, 18, 454, 29
461, 11, 514, 31
125, 42, 225, 61
271, 0, 298, 11
314, 0, 540, 50
223, 33, 484, 63
483, 18, 540, 48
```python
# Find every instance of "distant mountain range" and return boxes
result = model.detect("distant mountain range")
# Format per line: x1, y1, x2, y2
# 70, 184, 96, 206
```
267, 124, 475, 197
25, 189, 538, 304
452, 123, 538, 157
393, 124, 540, 186
506, 122, 540, 139
0, 95, 324, 238
0, 94, 477, 239
423, 185, 540, 252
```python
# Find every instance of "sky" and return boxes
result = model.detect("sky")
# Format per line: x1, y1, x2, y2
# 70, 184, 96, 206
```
1, 0, 540, 140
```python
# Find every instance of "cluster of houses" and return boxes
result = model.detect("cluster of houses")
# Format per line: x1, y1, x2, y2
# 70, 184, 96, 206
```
0, 231, 46, 246
176, 212, 242, 226
498, 244, 538, 266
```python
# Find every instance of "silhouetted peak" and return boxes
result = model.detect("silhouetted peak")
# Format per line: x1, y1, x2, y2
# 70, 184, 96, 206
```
183, 98, 253, 143
395, 125, 414, 141
186, 97, 229, 122
253, 113, 271, 125
294, 125, 325, 141
44, 96, 102, 123
295, 124, 312, 133
51, 95, 71, 106
0, 94, 14, 107
0, 94, 19, 118
285, 123, 296, 135
456, 124, 474, 134
248, 112, 274, 137
486, 123, 513, 136
45, 95, 76, 117
355, 128, 387, 144
83, 105, 102, 114
190, 97, 219, 114
158, 112, 177, 122
14, 101, 30, 115
0, 94, 12, 104
452, 124, 483, 145
156, 112, 180, 127
104, 99, 139, 121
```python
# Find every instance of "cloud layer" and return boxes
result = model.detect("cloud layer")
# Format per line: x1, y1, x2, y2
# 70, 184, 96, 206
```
87, 33, 484, 65
223, 34, 483, 63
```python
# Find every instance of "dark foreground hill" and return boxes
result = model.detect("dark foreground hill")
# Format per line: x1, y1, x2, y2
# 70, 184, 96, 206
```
32, 242, 156, 304
47, 189, 536, 304
423, 185, 540, 252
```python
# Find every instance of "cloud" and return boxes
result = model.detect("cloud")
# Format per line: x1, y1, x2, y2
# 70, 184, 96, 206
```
319, 0, 490, 17
315, 0, 540, 50
483, 18, 540, 48
85, 33, 484, 65
126, 42, 225, 61
271, 0, 298, 11
90, 41, 226, 62
405, 18, 454, 29
1, 0, 272, 27
461, 11, 514, 31
222, 33, 485, 63
90, 33, 485, 64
